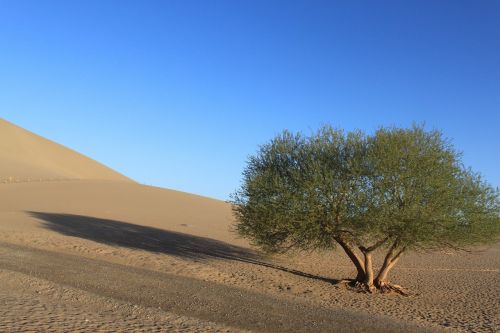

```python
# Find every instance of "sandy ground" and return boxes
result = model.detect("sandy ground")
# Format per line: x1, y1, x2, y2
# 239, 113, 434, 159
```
0, 268, 242, 333
0, 181, 498, 332
0, 242, 435, 333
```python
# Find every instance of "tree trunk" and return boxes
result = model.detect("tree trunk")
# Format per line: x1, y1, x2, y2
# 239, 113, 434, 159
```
362, 251, 374, 290
375, 246, 405, 288
334, 236, 365, 281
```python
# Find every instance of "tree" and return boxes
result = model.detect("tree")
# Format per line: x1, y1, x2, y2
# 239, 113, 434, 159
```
231, 125, 499, 294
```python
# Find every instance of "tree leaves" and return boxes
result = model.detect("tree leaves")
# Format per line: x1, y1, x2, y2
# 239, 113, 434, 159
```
231, 124, 500, 255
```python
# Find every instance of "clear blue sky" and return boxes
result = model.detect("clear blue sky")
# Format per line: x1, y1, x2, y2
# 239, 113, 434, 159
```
1, 1, 499, 199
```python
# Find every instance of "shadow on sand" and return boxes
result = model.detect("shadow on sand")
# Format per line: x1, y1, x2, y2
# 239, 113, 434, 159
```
28, 211, 340, 284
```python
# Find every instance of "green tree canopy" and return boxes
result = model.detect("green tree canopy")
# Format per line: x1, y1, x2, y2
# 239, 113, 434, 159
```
232, 124, 499, 293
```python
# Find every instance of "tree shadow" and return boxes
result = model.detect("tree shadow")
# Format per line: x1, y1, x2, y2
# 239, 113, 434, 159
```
29, 211, 258, 261
28, 211, 340, 284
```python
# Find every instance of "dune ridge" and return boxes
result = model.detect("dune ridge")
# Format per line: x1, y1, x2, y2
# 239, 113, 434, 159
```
0, 118, 133, 183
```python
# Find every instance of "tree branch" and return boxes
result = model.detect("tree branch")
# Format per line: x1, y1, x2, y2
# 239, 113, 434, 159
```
367, 237, 390, 252
391, 246, 406, 263
359, 236, 389, 253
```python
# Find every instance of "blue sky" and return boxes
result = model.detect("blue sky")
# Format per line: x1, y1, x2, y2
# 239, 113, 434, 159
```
1, 1, 499, 199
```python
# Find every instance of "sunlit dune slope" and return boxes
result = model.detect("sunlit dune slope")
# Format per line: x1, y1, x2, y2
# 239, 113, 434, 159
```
0, 118, 133, 183
0, 118, 237, 244
0, 181, 239, 245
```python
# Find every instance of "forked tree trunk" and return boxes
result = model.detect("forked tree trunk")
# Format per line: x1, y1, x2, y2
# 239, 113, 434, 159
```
374, 241, 405, 289
335, 236, 408, 295
334, 236, 365, 281
375, 257, 399, 287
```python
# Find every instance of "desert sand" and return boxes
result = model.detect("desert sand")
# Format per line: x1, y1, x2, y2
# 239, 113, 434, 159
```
0, 118, 498, 332
0, 119, 133, 183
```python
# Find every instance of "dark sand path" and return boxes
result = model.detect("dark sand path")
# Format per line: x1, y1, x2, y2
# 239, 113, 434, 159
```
0, 242, 439, 333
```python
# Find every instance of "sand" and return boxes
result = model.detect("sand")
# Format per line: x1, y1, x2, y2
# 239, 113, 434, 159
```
0, 268, 242, 333
1, 180, 498, 332
0, 118, 132, 183
0, 119, 498, 332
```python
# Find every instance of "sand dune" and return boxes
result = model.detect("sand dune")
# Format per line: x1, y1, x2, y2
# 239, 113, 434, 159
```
0, 180, 237, 245
0, 119, 498, 332
0, 118, 133, 183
